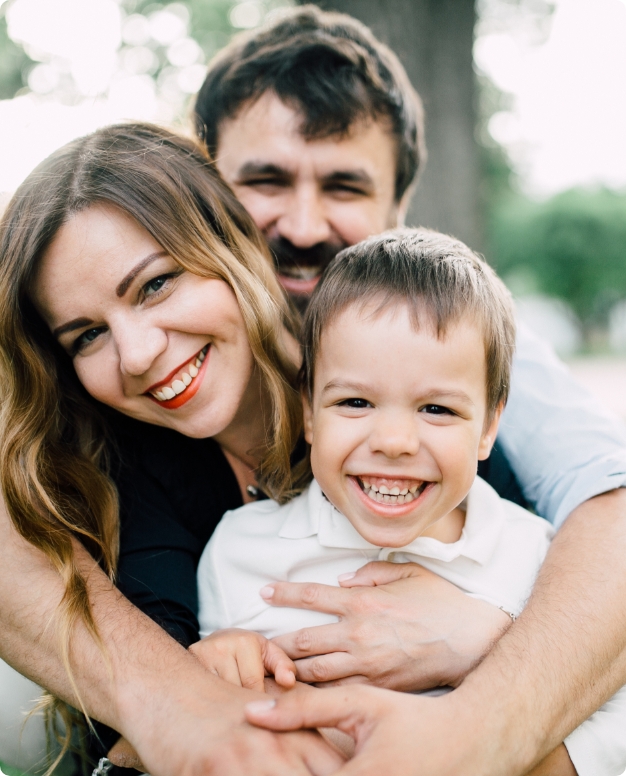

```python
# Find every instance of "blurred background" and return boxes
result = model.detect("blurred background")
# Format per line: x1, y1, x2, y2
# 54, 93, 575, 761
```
0, 1, 626, 771
0, 0, 626, 419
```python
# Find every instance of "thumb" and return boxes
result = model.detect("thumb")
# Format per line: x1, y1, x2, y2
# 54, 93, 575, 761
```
263, 640, 297, 688
245, 685, 371, 735
338, 560, 425, 588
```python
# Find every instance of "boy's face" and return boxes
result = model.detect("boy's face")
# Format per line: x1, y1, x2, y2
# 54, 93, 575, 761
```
303, 302, 501, 548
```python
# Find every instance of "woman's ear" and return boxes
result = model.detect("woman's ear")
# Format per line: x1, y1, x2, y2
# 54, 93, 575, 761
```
477, 402, 504, 461
302, 391, 314, 445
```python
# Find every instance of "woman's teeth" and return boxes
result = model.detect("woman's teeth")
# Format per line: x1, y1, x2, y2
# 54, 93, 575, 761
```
359, 478, 425, 505
151, 346, 207, 402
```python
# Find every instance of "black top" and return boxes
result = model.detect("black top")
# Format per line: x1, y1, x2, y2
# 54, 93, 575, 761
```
109, 413, 527, 649
110, 413, 244, 648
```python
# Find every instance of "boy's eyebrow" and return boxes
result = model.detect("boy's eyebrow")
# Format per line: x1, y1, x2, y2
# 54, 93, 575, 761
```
321, 380, 475, 406
321, 379, 373, 395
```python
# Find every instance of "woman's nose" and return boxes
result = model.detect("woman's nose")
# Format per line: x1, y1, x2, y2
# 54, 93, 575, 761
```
115, 320, 168, 378
369, 412, 420, 459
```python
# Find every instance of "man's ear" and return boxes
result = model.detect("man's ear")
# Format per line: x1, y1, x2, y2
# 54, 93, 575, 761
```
477, 402, 504, 461
302, 390, 314, 445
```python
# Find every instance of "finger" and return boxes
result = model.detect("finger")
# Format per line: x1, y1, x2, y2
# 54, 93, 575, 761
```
293, 652, 360, 684
338, 560, 426, 588
107, 736, 145, 770
263, 641, 297, 688
236, 642, 267, 693
273, 621, 351, 659
215, 654, 245, 687
262, 581, 351, 616
294, 730, 348, 775
245, 685, 374, 736
312, 675, 369, 689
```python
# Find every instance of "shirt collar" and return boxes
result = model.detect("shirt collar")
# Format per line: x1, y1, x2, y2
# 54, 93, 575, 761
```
278, 476, 506, 565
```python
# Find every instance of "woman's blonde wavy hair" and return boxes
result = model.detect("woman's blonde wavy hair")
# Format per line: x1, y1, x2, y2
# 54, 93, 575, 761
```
0, 122, 301, 765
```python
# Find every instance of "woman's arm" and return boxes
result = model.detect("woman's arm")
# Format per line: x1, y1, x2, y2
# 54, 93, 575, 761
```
0, 501, 342, 776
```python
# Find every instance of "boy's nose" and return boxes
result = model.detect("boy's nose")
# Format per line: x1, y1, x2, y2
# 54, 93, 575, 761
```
369, 412, 420, 459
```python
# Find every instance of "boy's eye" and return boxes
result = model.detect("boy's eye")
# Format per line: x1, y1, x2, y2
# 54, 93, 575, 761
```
339, 398, 371, 409
420, 404, 453, 415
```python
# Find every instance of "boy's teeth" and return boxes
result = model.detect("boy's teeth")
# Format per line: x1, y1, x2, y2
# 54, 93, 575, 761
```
359, 477, 425, 505
151, 346, 208, 401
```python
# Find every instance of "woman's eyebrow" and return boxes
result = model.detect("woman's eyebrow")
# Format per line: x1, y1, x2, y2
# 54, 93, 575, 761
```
53, 317, 94, 339
116, 251, 168, 297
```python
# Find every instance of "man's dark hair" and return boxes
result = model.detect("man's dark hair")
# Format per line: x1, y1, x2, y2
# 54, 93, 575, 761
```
194, 5, 425, 202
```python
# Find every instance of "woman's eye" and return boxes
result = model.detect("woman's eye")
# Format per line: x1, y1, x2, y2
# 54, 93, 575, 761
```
339, 398, 371, 409
73, 326, 107, 353
143, 275, 170, 297
421, 404, 453, 415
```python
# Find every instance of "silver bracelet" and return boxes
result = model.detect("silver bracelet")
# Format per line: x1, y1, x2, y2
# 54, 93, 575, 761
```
499, 606, 517, 623
92, 759, 113, 776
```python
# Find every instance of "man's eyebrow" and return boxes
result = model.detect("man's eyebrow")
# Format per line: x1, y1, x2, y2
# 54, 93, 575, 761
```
235, 162, 292, 180
116, 251, 168, 298
322, 169, 375, 189
53, 317, 95, 339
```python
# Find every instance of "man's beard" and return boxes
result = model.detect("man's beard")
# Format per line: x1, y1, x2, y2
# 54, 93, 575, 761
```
267, 236, 348, 308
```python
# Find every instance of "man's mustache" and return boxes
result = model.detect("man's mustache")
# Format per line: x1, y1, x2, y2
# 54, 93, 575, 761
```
267, 237, 348, 278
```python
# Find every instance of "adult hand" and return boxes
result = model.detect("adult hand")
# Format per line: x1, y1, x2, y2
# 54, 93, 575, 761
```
123, 663, 345, 776
245, 684, 472, 776
269, 561, 510, 690
246, 686, 577, 776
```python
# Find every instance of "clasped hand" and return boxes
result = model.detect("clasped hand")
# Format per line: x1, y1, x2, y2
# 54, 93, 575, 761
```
266, 560, 511, 690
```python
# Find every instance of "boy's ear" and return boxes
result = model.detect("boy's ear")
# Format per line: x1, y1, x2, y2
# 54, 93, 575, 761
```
477, 402, 504, 461
302, 390, 314, 445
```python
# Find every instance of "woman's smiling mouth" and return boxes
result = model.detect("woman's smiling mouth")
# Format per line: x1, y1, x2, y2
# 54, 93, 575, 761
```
145, 345, 209, 409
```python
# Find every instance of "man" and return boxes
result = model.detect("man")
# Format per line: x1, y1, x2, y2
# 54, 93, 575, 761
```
192, 7, 626, 774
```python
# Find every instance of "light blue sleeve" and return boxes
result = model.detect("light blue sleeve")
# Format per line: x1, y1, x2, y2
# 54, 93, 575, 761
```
564, 683, 626, 776
499, 321, 626, 528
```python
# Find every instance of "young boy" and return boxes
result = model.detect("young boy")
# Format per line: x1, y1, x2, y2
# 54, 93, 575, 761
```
196, 229, 626, 776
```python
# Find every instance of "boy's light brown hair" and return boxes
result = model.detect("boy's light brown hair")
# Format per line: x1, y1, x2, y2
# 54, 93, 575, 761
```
300, 228, 516, 423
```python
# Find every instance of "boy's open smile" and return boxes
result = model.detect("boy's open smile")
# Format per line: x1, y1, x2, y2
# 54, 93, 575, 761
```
304, 300, 501, 549
352, 475, 432, 514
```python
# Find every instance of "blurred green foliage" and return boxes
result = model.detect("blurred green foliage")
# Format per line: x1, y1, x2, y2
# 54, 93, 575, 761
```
0, 6, 31, 98
489, 188, 626, 331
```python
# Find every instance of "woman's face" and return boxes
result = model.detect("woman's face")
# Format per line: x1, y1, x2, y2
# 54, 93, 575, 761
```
32, 203, 257, 439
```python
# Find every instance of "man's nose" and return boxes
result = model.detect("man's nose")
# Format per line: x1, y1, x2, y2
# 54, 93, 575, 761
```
369, 411, 420, 459
115, 319, 168, 378
276, 185, 332, 248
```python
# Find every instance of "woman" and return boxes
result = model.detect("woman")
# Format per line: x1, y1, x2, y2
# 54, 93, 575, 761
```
0, 123, 507, 774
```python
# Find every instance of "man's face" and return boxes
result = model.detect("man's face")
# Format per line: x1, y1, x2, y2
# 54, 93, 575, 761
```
215, 92, 405, 300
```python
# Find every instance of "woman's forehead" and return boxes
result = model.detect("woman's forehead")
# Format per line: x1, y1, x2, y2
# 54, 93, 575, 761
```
31, 204, 162, 319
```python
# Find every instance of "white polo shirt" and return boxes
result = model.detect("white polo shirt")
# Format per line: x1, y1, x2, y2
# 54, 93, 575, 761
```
197, 476, 626, 776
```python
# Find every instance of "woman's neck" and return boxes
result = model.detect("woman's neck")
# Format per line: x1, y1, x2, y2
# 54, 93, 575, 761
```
214, 364, 271, 473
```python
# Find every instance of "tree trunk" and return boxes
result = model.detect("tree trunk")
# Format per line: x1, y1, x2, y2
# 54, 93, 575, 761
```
307, 0, 482, 251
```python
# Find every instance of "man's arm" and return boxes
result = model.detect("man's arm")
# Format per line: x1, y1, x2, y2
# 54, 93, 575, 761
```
0, 502, 342, 776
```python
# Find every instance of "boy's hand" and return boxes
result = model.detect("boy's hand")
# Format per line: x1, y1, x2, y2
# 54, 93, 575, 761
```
190, 629, 297, 692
